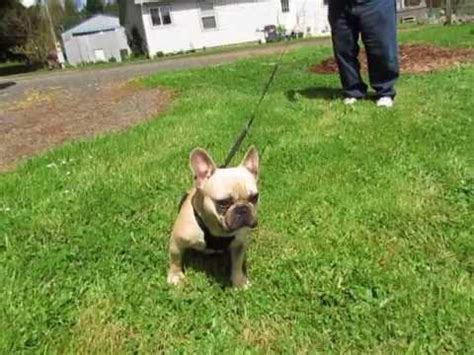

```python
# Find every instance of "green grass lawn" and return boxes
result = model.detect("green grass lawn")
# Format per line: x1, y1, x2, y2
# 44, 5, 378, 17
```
1, 24, 473, 353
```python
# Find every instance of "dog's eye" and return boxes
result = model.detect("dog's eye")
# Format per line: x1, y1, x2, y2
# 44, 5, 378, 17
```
214, 197, 233, 213
248, 193, 259, 205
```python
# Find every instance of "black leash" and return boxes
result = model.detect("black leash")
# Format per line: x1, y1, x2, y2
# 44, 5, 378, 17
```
220, 42, 289, 168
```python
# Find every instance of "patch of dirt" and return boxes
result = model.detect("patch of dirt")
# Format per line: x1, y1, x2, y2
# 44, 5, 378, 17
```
310, 44, 474, 74
0, 81, 172, 171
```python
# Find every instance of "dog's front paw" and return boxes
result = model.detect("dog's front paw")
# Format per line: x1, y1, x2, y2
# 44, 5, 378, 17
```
232, 274, 250, 289
167, 271, 185, 286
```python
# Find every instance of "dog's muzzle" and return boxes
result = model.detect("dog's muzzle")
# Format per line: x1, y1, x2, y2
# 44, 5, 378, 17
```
225, 203, 257, 232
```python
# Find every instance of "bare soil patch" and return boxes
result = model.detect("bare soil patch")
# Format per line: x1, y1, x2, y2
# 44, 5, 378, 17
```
0, 82, 172, 171
310, 44, 474, 74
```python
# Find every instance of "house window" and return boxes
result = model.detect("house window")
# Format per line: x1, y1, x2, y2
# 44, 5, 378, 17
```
281, 0, 289, 12
404, 0, 422, 6
200, 1, 217, 30
202, 16, 217, 29
150, 6, 172, 27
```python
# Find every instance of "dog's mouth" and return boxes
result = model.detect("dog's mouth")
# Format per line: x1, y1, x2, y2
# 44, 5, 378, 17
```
223, 220, 258, 235
223, 204, 258, 232
248, 220, 258, 229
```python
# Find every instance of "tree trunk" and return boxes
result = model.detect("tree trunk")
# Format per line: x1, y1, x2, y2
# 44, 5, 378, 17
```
446, 0, 453, 25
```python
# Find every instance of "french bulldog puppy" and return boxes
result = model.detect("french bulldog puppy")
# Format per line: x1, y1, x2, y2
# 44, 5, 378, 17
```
167, 147, 259, 288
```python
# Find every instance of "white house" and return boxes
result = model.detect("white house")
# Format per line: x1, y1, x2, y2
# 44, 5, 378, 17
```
20, 0, 36, 7
120, 0, 330, 56
62, 15, 131, 65
396, 0, 428, 23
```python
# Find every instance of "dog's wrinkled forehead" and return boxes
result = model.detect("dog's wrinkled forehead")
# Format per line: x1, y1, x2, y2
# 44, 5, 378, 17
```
202, 167, 258, 200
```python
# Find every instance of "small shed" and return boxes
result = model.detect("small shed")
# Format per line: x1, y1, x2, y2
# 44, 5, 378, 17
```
62, 15, 130, 65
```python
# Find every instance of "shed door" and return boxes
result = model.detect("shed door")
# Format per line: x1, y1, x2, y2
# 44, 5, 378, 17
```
94, 49, 106, 62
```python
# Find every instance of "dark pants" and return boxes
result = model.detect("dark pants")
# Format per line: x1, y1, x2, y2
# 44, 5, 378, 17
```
328, 0, 399, 98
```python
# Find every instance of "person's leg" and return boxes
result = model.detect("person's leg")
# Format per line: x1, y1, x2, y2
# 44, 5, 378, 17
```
328, 0, 367, 99
358, 0, 399, 98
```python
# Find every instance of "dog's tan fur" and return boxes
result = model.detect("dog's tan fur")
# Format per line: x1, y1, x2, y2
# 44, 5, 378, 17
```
167, 147, 259, 288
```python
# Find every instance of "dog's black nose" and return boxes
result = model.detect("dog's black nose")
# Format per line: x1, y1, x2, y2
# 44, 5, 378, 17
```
225, 204, 256, 232
234, 205, 249, 216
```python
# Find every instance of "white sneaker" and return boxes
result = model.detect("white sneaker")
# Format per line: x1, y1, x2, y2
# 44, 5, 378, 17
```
376, 96, 394, 108
343, 97, 358, 105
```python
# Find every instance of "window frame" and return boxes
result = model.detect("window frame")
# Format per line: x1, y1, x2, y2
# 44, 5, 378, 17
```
281, 0, 289, 13
199, 0, 218, 31
201, 16, 217, 30
404, 0, 422, 6
149, 5, 173, 27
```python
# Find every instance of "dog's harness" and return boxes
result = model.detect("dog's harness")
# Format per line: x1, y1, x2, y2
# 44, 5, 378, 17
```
180, 193, 235, 251
193, 208, 236, 251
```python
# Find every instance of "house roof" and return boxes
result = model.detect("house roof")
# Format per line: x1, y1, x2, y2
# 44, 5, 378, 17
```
63, 15, 122, 36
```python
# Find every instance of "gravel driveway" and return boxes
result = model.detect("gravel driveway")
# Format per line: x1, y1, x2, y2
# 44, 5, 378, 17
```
0, 39, 327, 171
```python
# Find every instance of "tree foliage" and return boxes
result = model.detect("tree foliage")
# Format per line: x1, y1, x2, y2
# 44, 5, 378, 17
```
0, 0, 29, 60
13, 4, 55, 66
86, 0, 104, 15
63, 0, 83, 31
104, 2, 120, 16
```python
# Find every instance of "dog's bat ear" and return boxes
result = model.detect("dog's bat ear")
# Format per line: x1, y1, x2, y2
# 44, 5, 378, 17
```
190, 148, 217, 188
241, 146, 259, 178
